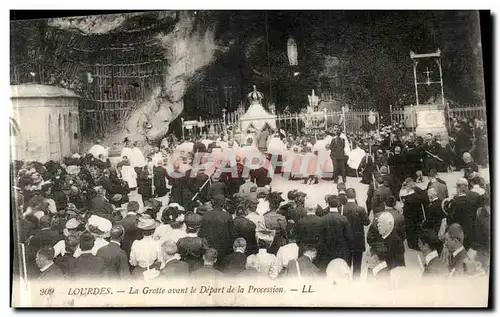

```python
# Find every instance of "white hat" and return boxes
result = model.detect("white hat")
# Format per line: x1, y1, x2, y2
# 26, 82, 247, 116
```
86, 215, 112, 237
167, 203, 185, 211
66, 165, 81, 175
71, 153, 81, 159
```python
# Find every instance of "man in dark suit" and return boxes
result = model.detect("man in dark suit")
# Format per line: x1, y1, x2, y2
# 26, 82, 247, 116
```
297, 201, 324, 252
36, 247, 64, 280
115, 201, 141, 258
329, 127, 347, 183
319, 195, 353, 271
89, 186, 114, 218
177, 213, 209, 272
159, 240, 189, 279
27, 215, 61, 257
445, 223, 470, 278
367, 242, 391, 280
377, 212, 405, 269
221, 238, 248, 276
206, 174, 228, 202
288, 192, 307, 224
232, 208, 257, 255
423, 188, 446, 235
371, 176, 393, 214
54, 234, 79, 277
70, 232, 106, 279
426, 169, 449, 200
96, 225, 130, 279
191, 248, 224, 279
418, 229, 448, 278
447, 178, 477, 249
199, 195, 234, 266
286, 245, 320, 278
342, 188, 370, 277
367, 196, 405, 249
337, 183, 347, 207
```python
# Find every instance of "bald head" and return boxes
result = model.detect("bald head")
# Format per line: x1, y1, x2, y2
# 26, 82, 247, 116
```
456, 177, 469, 194
462, 152, 472, 163
377, 212, 394, 237
110, 225, 125, 241
162, 240, 178, 257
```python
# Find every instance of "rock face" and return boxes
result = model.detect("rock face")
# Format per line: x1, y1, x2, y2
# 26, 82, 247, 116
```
102, 11, 221, 148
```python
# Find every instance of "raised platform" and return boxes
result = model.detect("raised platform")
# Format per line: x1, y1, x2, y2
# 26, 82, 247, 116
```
414, 104, 449, 142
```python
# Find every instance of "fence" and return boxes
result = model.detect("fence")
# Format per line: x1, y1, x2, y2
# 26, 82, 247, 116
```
448, 106, 487, 121
181, 103, 488, 143
181, 106, 380, 142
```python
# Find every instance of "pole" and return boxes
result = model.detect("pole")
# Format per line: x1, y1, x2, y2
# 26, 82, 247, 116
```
436, 57, 450, 133
342, 106, 347, 134
181, 117, 185, 140
410, 104, 415, 132
389, 104, 393, 125
413, 59, 420, 105
264, 10, 272, 103
295, 114, 299, 135
324, 108, 328, 131
436, 57, 446, 107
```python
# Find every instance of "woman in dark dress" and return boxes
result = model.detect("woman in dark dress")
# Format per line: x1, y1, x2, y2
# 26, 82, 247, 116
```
137, 166, 153, 199
400, 180, 427, 250
473, 119, 488, 167
153, 165, 168, 198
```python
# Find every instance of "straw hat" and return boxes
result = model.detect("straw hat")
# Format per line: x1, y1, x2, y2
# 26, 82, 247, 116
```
85, 215, 112, 238
137, 216, 158, 231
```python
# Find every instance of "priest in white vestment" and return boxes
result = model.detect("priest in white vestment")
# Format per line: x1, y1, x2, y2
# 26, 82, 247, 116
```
89, 139, 108, 159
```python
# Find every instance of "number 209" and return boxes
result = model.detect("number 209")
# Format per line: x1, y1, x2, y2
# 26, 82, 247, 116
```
40, 288, 54, 296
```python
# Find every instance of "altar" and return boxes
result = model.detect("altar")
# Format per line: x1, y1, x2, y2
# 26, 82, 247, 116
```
414, 103, 448, 140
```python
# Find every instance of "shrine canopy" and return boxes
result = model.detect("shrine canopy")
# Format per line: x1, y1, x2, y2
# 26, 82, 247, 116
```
239, 85, 277, 132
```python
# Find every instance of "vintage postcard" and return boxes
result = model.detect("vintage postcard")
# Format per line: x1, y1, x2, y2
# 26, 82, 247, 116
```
10, 10, 490, 307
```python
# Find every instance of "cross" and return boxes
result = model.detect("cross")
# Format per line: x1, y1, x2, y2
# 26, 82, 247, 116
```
424, 67, 433, 82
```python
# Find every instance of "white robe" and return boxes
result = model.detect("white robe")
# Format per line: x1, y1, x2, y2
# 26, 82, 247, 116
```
120, 147, 133, 160
348, 148, 366, 170
152, 152, 164, 167
130, 147, 146, 168
89, 144, 108, 158
267, 137, 285, 156
120, 165, 138, 189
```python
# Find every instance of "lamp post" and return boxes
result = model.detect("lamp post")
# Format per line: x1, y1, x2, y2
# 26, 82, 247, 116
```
181, 117, 185, 140
323, 108, 328, 130
222, 108, 227, 132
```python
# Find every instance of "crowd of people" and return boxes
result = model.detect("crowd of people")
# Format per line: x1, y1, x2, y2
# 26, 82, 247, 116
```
11, 117, 490, 285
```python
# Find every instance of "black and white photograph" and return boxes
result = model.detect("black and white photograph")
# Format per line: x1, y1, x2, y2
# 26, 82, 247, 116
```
9, 10, 491, 307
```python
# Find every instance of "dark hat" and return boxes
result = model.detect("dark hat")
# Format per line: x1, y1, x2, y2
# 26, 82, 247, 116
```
295, 191, 307, 198
268, 191, 284, 204
185, 212, 202, 230
127, 201, 140, 213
